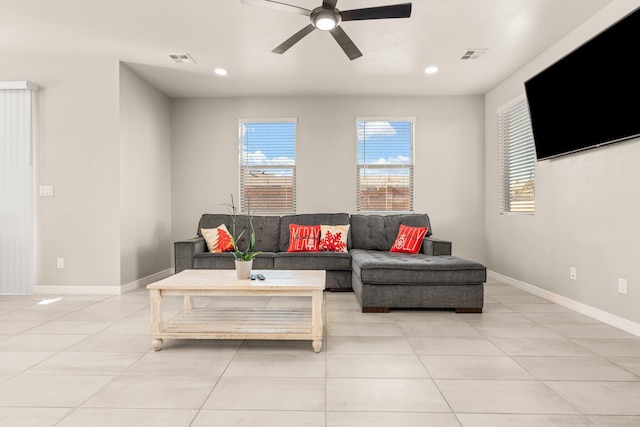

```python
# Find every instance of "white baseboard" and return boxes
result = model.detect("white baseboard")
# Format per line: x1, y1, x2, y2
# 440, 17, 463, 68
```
120, 268, 174, 293
488, 270, 640, 337
35, 268, 175, 295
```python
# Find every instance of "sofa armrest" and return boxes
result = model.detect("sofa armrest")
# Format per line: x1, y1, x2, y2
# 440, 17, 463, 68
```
422, 237, 452, 256
174, 237, 206, 273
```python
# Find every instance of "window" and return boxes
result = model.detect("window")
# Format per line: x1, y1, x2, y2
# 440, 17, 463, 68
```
357, 118, 415, 212
239, 119, 296, 213
498, 97, 535, 214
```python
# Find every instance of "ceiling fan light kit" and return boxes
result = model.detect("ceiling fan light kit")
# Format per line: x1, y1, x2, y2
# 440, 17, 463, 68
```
312, 8, 341, 30
241, 0, 412, 60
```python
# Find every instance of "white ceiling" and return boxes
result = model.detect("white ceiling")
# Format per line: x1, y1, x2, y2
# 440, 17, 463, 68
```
1, 0, 615, 98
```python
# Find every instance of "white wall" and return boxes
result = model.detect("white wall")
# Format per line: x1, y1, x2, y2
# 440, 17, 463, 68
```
171, 95, 486, 263
485, 0, 640, 323
119, 64, 172, 286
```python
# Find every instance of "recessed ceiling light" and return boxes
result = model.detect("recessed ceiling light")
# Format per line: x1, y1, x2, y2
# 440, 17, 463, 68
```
425, 66, 439, 74
214, 68, 228, 76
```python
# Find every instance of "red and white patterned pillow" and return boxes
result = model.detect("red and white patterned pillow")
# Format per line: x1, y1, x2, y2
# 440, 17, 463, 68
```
319, 224, 349, 252
201, 224, 235, 253
389, 224, 428, 254
287, 224, 321, 252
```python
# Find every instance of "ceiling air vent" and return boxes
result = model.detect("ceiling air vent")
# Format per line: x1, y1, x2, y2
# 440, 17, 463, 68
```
167, 53, 196, 64
461, 49, 488, 60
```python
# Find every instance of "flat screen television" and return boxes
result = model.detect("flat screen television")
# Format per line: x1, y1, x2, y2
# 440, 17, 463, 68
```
524, 7, 640, 161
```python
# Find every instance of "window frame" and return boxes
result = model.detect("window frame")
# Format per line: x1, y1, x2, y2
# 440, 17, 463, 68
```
498, 96, 536, 215
238, 118, 297, 214
356, 117, 416, 213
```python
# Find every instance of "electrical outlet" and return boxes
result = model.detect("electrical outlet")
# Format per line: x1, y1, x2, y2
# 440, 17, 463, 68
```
618, 278, 628, 295
57, 258, 64, 269
570, 267, 577, 280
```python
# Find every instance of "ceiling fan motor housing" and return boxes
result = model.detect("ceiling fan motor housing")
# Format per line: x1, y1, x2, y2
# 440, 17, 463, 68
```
311, 7, 341, 30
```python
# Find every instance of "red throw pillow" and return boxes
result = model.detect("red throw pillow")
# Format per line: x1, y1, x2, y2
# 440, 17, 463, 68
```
287, 224, 321, 252
390, 224, 428, 254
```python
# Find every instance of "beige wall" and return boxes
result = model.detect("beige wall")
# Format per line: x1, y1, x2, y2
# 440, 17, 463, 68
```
119, 64, 172, 286
0, 60, 173, 292
485, 0, 640, 323
170, 95, 486, 263
0, 61, 122, 289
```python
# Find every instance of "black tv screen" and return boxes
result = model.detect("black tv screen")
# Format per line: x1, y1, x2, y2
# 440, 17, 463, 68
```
524, 7, 640, 161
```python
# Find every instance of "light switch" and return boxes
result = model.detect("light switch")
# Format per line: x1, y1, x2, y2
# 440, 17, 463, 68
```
39, 185, 54, 196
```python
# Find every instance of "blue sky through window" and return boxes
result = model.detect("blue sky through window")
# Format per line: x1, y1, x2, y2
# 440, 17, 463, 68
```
240, 120, 412, 170
357, 121, 412, 165
240, 122, 295, 166
358, 120, 413, 179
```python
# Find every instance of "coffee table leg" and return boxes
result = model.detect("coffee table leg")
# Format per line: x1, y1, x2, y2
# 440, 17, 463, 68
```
311, 290, 324, 353
149, 289, 163, 351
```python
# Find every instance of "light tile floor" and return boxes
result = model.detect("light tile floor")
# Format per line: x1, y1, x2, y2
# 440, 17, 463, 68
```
1, 278, 639, 426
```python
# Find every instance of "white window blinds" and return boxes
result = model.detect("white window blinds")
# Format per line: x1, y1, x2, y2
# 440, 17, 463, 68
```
357, 118, 415, 212
239, 119, 296, 214
1, 81, 38, 294
498, 97, 535, 214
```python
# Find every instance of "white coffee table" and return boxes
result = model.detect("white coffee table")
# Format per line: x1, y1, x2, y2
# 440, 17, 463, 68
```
146, 269, 326, 352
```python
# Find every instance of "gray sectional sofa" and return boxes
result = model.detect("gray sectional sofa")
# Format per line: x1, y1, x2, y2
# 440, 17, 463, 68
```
174, 212, 486, 313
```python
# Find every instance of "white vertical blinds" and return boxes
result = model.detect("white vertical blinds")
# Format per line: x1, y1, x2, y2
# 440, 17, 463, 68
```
1, 82, 38, 294
238, 119, 296, 214
357, 118, 415, 212
498, 97, 536, 214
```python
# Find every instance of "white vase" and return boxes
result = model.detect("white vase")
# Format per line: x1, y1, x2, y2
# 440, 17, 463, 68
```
235, 259, 253, 280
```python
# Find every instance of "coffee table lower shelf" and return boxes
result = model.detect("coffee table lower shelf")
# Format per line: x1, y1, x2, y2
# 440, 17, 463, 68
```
151, 307, 322, 352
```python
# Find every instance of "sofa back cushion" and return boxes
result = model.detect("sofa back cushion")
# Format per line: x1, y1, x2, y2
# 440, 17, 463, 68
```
279, 213, 351, 252
197, 214, 281, 252
350, 214, 432, 251
197, 214, 231, 236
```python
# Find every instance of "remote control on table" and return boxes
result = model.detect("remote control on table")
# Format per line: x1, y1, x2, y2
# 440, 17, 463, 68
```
257, 274, 265, 280
250, 274, 256, 280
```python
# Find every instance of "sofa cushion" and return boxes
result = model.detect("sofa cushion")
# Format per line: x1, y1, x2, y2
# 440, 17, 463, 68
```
274, 251, 352, 270
197, 214, 281, 252
201, 224, 234, 253
350, 214, 432, 251
197, 214, 231, 236
389, 225, 428, 254
287, 224, 320, 252
280, 213, 351, 252
350, 249, 486, 285
319, 224, 350, 252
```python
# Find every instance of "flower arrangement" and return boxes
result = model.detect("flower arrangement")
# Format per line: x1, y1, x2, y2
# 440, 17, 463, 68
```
226, 194, 261, 262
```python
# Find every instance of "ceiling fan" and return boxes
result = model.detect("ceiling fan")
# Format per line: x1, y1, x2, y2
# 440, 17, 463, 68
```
241, 0, 412, 60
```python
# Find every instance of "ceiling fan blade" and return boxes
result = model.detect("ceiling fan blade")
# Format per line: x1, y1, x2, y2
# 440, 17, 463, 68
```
329, 26, 362, 60
272, 24, 316, 54
322, 0, 338, 9
340, 3, 412, 21
241, 0, 312, 16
